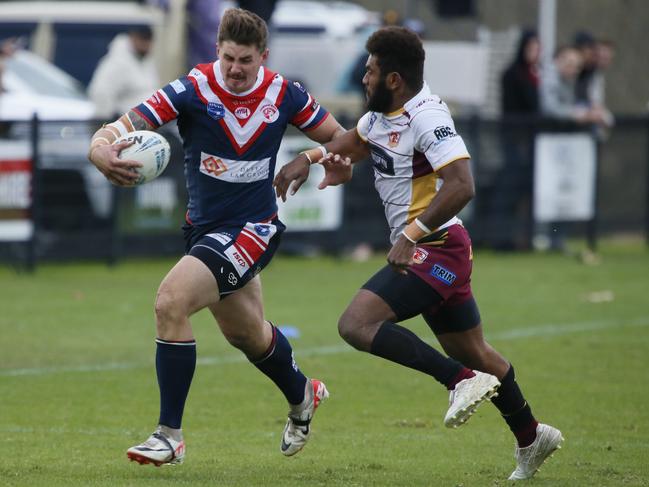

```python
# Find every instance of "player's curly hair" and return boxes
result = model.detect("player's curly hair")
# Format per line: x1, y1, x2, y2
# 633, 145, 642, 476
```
218, 8, 268, 52
366, 26, 425, 91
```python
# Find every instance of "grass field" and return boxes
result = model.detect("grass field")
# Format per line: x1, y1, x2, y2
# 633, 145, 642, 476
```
1, 241, 648, 486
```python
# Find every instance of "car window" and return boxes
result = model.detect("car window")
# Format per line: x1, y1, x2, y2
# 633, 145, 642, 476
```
5, 51, 86, 100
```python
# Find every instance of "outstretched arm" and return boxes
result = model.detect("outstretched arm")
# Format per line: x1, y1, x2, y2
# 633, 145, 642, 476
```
387, 158, 474, 274
87, 110, 154, 186
273, 127, 369, 201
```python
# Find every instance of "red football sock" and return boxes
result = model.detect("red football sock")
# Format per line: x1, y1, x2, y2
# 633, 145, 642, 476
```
447, 367, 476, 390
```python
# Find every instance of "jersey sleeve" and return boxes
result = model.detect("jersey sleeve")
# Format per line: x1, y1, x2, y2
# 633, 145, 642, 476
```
133, 77, 192, 128
287, 81, 329, 131
415, 107, 470, 172
356, 112, 374, 142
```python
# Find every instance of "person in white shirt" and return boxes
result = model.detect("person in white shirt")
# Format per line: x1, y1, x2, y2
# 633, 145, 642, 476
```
88, 26, 159, 118
275, 26, 562, 482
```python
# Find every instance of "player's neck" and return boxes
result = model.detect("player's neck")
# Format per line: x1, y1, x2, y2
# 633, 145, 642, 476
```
386, 89, 417, 114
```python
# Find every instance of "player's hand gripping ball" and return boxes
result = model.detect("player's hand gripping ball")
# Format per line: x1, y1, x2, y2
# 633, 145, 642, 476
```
114, 130, 171, 185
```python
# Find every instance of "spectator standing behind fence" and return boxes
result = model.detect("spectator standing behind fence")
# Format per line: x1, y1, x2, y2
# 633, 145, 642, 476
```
487, 30, 541, 251
501, 29, 540, 115
540, 46, 608, 127
87, 26, 159, 119
589, 39, 615, 128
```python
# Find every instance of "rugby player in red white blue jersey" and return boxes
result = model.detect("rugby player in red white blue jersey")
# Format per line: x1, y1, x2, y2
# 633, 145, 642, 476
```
88, 8, 338, 465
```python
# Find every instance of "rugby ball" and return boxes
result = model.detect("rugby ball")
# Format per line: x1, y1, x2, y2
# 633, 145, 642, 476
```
114, 130, 171, 185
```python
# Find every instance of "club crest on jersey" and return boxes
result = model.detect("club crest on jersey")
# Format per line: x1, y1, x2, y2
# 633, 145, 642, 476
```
260, 103, 279, 123
254, 224, 271, 236
234, 106, 251, 119
413, 248, 429, 264
201, 155, 228, 176
207, 102, 225, 120
388, 131, 401, 148
430, 263, 456, 286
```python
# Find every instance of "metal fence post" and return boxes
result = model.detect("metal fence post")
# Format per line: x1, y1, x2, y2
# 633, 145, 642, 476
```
26, 113, 40, 272
586, 134, 600, 252
108, 184, 121, 266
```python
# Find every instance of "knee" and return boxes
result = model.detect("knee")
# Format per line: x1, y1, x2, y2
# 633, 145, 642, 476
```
154, 286, 187, 332
338, 311, 371, 351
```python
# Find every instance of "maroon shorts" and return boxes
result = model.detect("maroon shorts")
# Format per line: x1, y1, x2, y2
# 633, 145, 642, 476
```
408, 223, 474, 306
362, 224, 481, 334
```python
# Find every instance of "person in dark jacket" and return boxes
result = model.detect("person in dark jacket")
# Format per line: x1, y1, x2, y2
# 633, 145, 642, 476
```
501, 29, 540, 114
489, 30, 541, 250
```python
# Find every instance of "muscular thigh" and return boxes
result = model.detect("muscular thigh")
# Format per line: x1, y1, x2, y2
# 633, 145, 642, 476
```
158, 255, 220, 315
361, 265, 443, 322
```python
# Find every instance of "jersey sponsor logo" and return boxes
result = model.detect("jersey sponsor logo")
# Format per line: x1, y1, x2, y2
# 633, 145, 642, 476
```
170, 79, 186, 94
234, 106, 251, 119
293, 81, 306, 93
430, 263, 456, 285
369, 143, 395, 176
388, 131, 401, 148
413, 247, 429, 264
224, 245, 250, 276
201, 155, 229, 176
199, 152, 271, 183
433, 125, 456, 141
207, 102, 225, 120
260, 103, 279, 123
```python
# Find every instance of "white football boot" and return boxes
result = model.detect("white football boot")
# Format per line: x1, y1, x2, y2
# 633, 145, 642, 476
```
508, 423, 563, 480
280, 378, 329, 456
127, 427, 185, 466
444, 370, 501, 428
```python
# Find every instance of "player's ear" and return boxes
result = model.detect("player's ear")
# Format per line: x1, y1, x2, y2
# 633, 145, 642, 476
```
260, 48, 269, 63
385, 72, 402, 90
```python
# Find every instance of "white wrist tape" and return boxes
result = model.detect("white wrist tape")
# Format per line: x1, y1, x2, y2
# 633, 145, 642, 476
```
106, 120, 129, 138
414, 218, 432, 234
401, 229, 417, 244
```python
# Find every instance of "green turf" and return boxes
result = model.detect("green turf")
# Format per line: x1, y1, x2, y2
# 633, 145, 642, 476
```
1, 242, 648, 486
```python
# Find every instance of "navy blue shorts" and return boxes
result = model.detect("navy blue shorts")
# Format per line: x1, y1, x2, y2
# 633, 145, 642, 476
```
183, 217, 285, 298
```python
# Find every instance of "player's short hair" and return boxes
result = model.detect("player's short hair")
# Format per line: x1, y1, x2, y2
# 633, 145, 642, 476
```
366, 26, 425, 91
218, 8, 268, 52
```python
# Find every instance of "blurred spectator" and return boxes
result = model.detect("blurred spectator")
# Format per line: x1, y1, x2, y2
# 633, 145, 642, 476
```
573, 31, 597, 106
485, 30, 540, 251
187, 0, 221, 68
0, 38, 19, 94
572, 32, 614, 130
589, 39, 615, 107
540, 46, 582, 119
501, 29, 540, 115
540, 45, 609, 126
0, 38, 20, 136
87, 26, 159, 119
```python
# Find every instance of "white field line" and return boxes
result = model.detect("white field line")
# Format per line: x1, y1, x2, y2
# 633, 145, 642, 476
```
2, 317, 649, 378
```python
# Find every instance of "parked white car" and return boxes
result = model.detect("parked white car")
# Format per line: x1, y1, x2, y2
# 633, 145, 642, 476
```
0, 49, 95, 121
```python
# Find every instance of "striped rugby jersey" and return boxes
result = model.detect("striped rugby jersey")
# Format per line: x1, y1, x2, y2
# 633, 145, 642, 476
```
356, 83, 470, 244
134, 60, 329, 228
